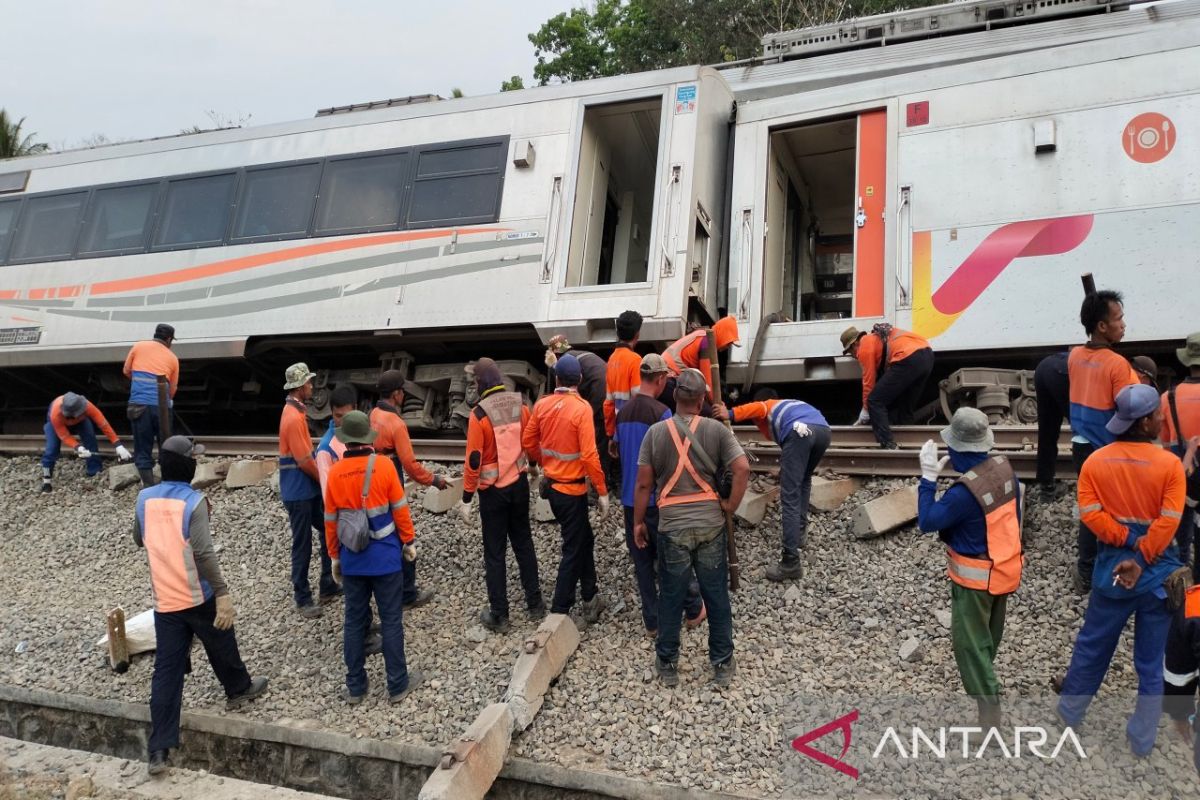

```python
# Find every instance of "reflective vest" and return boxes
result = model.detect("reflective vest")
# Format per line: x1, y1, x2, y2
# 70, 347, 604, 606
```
125, 339, 179, 406
945, 455, 1023, 595
478, 390, 528, 490
136, 481, 210, 612
1188, 585, 1200, 619
767, 399, 828, 443
658, 416, 720, 508
662, 330, 706, 375
278, 399, 318, 501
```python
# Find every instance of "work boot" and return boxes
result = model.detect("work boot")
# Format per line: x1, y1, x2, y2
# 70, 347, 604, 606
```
389, 669, 425, 705
403, 588, 435, 610
479, 609, 511, 634
765, 550, 803, 582
226, 676, 269, 710
526, 599, 548, 620
581, 594, 607, 625
147, 749, 169, 776
1071, 567, 1090, 594
296, 603, 323, 620
713, 656, 737, 688
344, 688, 366, 706
655, 656, 679, 687
318, 586, 343, 605
138, 468, 158, 488
880, 441, 899, 450
1050, 674, 1065, 695
40, 467, 52, 493
364, 633, 383, 656
978, 698, 1003, 731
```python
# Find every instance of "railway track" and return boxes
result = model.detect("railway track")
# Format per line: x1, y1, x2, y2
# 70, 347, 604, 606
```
0, 425, 1073, 480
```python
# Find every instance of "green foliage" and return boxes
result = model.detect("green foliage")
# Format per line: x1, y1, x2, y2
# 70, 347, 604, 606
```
0, 109, 50, 159
529, 0, 942, 84
451, 87, 465, 98
500, 75, 526, 92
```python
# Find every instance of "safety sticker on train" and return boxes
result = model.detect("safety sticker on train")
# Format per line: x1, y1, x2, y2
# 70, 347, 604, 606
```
675, 85, 696, 114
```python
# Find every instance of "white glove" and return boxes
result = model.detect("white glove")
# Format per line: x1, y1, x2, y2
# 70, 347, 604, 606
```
456, 500, 474, 524
919, 439, 950, 482
403, 543, 417, 562
115, 444, 132, 462
75, 445, 92, 459
792, 421, 811, 438
853, 409, 870, 426
596, 494, 611, 521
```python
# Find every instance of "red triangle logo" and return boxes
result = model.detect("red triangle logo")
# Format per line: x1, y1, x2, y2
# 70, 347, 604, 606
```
790, 709, 859, 779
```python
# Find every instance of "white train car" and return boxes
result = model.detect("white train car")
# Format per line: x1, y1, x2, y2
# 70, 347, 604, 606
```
722, 0, 1200, 410
0, 68, 733, 429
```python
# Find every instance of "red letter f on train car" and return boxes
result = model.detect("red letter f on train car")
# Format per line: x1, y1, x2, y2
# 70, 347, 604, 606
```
791, 709, 860, 779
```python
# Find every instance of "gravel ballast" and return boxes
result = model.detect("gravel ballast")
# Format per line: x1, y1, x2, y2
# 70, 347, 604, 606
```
1, 457, 1196, 798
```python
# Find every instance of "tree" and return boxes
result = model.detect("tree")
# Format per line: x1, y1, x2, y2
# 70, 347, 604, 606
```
528, 0, 941, 84
500, 75, 526, 92
0, 110, 50, 159
451, 87, 465, 98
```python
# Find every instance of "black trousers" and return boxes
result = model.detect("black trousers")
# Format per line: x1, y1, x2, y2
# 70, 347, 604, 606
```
149, 597, 251, 752
479, 475, 542, 617
1034, 353, 1070, 487
1073, 441, 1097, 588
548, 488, 597, 614
868, 347, 935, 446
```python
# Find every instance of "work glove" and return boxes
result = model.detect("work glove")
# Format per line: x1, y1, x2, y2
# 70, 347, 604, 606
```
403, 543, 417, 562
853, 409, 870, 426
213, 595, 235, 630
919, 439, 950, 482
596, 494, 611, 521
331, 559, 343, 583
544, 349, 557, 368
75, 445, 92, 459
1165, 565, 1194, 610
792, 421, 811, 438
456, 500, 474, 524
115, 444, 132, 462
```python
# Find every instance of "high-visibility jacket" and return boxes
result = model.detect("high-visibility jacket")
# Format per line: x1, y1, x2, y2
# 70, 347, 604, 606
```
1068, 344, 1139, 448
856, 328, 930, 410
522, 388, 607, 497
1161, 379, 1200, 445
137, 481, 211, 612
730, 398, 828, 444
278, 399, 318, 502
464, 387, 530, 497
323, 451, 414, 576
662, 330, 711, 386
315, 420, 347, 497
123, 339, 179, 406
944, 455, 1023, 595
658, 415, 720, 508
370, 401, 436, 486
604, 344, 642, 437
1079, 439, 1186, 597
47, 395, 121, 449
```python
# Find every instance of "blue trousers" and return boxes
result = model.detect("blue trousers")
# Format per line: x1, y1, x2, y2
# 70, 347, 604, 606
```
622, 505, 702, 631
284, 495, 337, 607
779, 424, 831, 556
129, 404, 167, 471
656, 526, 733, 667
41, 419, 101, 476
1057, 589, 1171, 755
343, 570, 410, 697
149, 597, 251, 752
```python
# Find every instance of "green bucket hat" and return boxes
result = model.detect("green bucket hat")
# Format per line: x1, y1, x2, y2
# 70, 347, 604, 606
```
284, 362, 317, 390
335, 410, 377, 445
1177, 333, 1200, 368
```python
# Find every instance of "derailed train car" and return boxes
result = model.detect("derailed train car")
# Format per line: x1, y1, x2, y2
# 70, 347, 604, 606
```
0, 0, 1197, 430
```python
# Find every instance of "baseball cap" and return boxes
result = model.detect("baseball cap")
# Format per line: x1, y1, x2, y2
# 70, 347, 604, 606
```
1131, 355, 1157, 383
640, 353, 668, 376
554, 353, 582, 384
61, 392, 87, 418
377, 369, 406, 395
161, 436, 206, 458
1106, 383, 1160, 435
674, 368, 708, 398
154, 323, 176, 342
283, 362, 316, 390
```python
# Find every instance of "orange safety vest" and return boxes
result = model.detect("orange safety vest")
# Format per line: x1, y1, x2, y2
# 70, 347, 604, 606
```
478, 390, 528, 490
1186, 585, 1200, 619
136, 482, 210, 613
662, 330, 706, 375
658, 416, 720, 508
945, 455, 1023, 596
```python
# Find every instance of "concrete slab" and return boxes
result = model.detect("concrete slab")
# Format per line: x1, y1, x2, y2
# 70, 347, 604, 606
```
534, 497, 555, 523
225, 460, 277, 489
190, 460, 229, 490
809, 476, 861, 512
418, 703, 515, 800
851, 485, 919, 539
423, 476, 464, 513
734, 486, 779, 526
503, 614, 580, 731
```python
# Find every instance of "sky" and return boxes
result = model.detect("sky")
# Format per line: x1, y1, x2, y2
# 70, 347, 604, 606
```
0, 0, 576, 149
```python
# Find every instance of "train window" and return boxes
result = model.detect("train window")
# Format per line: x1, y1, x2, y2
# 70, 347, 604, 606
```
0, 200, 19, 262
565, 98, 661, 287
314, 152, 409, 235
153, 173, 237, 248
232, 162, 322, 241
405, 140, 506, 228
78, 183, 158, 256
9, 192, 86, 262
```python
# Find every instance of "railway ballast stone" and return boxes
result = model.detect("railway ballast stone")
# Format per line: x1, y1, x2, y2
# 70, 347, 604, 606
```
504, 613, 580, 731
899, 637, 925, 663
851, 485, 918, 539
423, 476, 464, 513
809, 475, 861, 511
190, 460, 229, 489
224, 459, 277, 489
418, 702, 515, 800
107, 464, 142, 491
734, 487, 777, 527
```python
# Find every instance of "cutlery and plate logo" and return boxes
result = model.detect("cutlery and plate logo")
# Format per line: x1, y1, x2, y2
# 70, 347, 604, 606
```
1122, 112, 1175, 163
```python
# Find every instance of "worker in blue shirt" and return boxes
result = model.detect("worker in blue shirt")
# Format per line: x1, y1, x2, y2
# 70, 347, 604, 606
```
917, 407, 1023, 735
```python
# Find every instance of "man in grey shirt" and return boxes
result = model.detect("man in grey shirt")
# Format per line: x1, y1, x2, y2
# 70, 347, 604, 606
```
634, 368, 749, 687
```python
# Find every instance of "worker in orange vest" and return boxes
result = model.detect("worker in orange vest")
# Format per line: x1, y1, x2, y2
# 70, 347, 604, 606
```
659, 316, 739, 412
40, 392, 131, 492
841, 323, 934, 449
458, 358, 544, 633
523, 354, 611, 623
603, 310, 645, 487
916, 407, 1022, 734
123, 323, 179, 487
372, 369, 445, 610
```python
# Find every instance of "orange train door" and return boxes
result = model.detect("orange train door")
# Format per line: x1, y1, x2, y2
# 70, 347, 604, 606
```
854, 109, 887, 318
